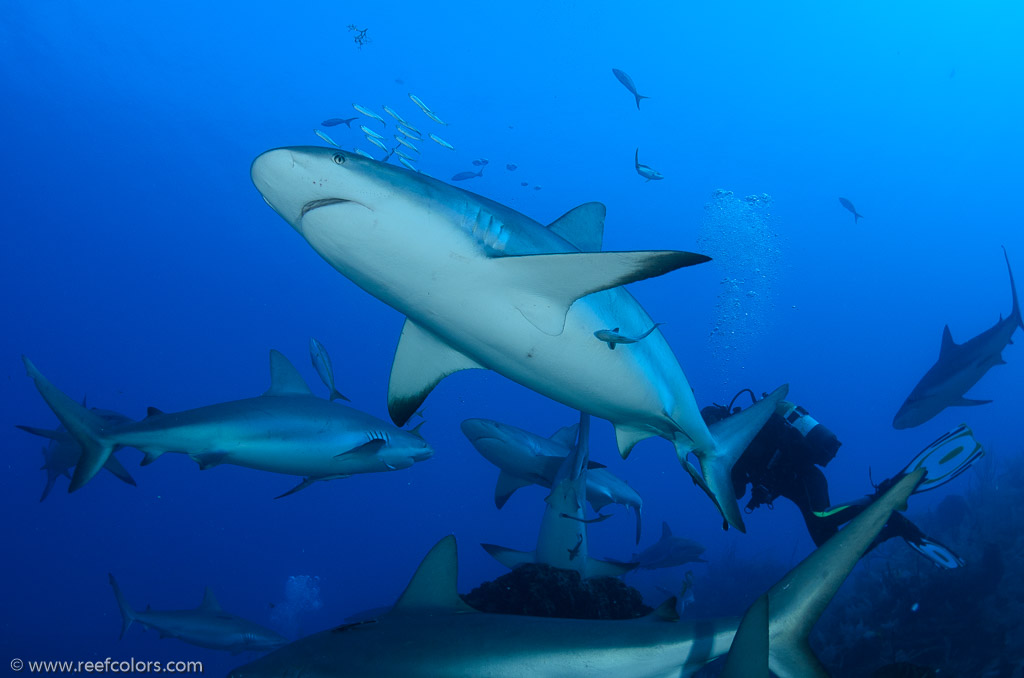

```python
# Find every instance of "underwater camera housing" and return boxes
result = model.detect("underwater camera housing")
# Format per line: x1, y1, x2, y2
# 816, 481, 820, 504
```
776, 400, 841, 467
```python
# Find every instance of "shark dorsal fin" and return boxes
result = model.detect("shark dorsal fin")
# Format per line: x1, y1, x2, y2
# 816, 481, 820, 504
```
388, 320, 484, 426
940, 325, 959, 356
198, 587, 221, 611
661, 521, 672, 538
548, 423, 579, 448
265, 350, 312, 396
392, 536, 475, 614
146, 407, 165, 417
647, 597, 680, 622
547, 202, 606, 252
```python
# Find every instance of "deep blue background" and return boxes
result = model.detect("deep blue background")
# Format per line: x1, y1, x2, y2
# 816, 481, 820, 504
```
2, 1, 1022, 675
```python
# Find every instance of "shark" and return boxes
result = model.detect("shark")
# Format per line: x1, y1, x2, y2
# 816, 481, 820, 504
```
18, 405, 137, 501
109, 574, 287, 654
631, 521, 706, 570
479, 412, 637, 579
20, 350, 433, 496
461, 416, 644, 542
228, 469, 925, 678
893, 247, 1022, 429
250, 147, 788, 531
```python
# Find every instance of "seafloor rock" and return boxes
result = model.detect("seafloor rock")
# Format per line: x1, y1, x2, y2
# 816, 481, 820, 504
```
461, 563, 652, 620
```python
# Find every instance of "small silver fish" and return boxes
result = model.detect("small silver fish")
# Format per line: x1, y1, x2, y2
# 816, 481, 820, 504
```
397, 125, 422, 140
360, 125, 385, 140
408, 93, 433, 114
354, 148, 375, 159
383, 105, 410, 126
398, 157, 417, 171
309, 337, 349, 401
366, 136, 390, 153
352, 103, 386, 125
594, 323, 664, 350
424, 109, 448, 126
429, 133, 454, 150
395, 149, 416, 161
314, 129, 340, 147
395, 136, 419, 153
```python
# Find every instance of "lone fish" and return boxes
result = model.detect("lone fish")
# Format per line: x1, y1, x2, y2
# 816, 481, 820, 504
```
612, 68, 650, 109
594, 323, 664, 350
634, 149, 663, 182
309, 337, 349, 402
838, 197, 864, 224
322, 117, 357, 127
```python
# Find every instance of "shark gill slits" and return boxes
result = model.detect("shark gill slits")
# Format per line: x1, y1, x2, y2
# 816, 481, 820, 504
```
300, 198, 352, 218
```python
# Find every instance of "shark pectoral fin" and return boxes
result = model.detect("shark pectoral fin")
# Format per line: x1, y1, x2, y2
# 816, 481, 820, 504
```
586, 460, 607, 469
954, 396, 992, 407
264, 350, 313, 397
548, 422, 579, 448
16, 425, 69, 442
145, 407, 165, 417
721, 594, 769, 678
393, 536, 476, 614
481, 543, 534, 570
494, 471, 532, 509
645, 597, 680, 622
765, 470, 925, 678
501, 250, 710, 336
613, 424, 655, 460
546, 202, 606, 252
335, 438, 387, 459
586, 557, 637, 578
388, 319, 485, 426
103, 454, 137, 486
192, 452, 229, 470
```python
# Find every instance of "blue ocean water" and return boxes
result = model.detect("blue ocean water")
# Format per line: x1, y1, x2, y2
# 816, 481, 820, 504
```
2, 1, 1022, 675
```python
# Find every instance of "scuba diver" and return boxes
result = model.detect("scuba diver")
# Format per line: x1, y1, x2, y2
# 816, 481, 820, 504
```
701, 390, 984, 569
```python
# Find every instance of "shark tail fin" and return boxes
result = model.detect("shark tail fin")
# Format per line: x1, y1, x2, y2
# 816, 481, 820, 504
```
765, 469, 925, 677
22, 357, 116, 493
676, 384, 789, 532
108, 574, 135, 639
1003, 246, 1022, 330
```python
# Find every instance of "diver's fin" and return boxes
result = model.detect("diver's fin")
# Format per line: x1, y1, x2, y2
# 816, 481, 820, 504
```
722, 594, 769, 678
677, 384, 790, 532
499, 250, 710, 336
392, 536, 475, 614
765, 469, 925, 677
480, 543, 534, 570
585, 556, 637, 578
108, 574, 136, 639
904, 534, 965, 569
547, 202, 605, 252
388, 319, 485, 426
900, 423, 985, 492
22, 357, 117, 493
264, 350, 313, 396
494, 470, 532, 509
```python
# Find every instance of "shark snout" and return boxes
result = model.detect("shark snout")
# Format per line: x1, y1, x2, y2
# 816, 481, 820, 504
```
460, 418, 505, 443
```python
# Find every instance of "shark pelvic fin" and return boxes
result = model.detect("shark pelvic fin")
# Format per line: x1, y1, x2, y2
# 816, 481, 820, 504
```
393, 535, 475, 614
501, 250, 710, 336
494, 470, 532, 509
198, 587, 221, 612
546, 202, 606, 252
265, 350, 313, 397
388, 319, 485, 426
765, 469, 925, 677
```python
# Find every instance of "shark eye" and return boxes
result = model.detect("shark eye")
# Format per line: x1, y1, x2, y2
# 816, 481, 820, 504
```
332, 153, 345, 165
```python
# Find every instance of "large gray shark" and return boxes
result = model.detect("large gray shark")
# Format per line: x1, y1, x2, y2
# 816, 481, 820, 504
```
21, 351, 432, 495
18, 406, 136, 501
480, 412, 636, 579
894, 247, 1022, 429
631, 521, 706, 570
250, 147, 788, 530
229, 470, 925, 678
461, 417, 644, 542
109, 575, 287, 654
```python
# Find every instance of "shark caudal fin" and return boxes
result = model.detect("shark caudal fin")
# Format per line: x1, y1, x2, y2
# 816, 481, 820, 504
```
22, 357, 116, 493
108, 574, 136, 639
1004, 246, 1023, 330
764, 469, 925, 677
676, 384, 789, 532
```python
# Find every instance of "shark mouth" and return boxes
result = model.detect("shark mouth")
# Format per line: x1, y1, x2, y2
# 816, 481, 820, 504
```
300, 198, 361, 218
